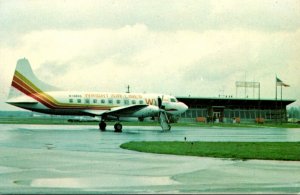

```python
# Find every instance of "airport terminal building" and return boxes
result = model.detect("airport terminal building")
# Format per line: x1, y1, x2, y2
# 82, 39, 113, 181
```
177, 97, 295, 123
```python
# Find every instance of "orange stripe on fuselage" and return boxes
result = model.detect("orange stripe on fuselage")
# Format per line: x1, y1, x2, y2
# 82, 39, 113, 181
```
12, 73, 112, 110
12, 75, 56, 108
14, 72, 67, 108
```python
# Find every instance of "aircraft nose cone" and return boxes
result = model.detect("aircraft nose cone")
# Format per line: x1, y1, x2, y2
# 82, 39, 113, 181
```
183, 103, 188, 111
180, 102, 188, 112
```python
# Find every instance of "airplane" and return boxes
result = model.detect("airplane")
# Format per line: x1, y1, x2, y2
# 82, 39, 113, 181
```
6, 58, 188, 132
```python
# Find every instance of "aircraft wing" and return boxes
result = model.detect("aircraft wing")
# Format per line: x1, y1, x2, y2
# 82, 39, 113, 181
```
107, 104, 148, 116
82, 104, 148, 117
82, 110, 108, 116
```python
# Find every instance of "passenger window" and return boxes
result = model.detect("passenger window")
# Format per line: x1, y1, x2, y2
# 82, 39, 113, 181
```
124, 100, 129, 105
77, 99, 81, 103
85, 99, 90, 104
108, 99, 113, 104
132, 100, 136, 104
116, 100, 121, 104
69, 99, 73, 103
93, 99, 97, 104
101, 99, 105, 104
139, 100, 144, 104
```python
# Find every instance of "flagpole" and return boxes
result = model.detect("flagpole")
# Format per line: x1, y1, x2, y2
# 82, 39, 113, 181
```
275, 75, 277, 124
275, 76, 289, 124
280, 84, 282, 124
275, 75, 277, 101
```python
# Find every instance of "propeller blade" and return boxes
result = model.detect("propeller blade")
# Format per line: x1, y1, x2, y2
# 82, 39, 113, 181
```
157, 96, 162, 108
158, 110, 171, 131
157, 95, 170, 131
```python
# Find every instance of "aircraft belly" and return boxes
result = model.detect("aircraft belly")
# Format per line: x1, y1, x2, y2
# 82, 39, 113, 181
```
20, 107, 88, 116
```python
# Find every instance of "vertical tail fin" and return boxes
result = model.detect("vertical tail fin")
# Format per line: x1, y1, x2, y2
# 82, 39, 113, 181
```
8, 58, 59, 99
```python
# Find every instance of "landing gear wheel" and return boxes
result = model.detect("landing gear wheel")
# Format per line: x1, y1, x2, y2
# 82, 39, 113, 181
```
99, 121, 106, 131
114, 123, 122, 133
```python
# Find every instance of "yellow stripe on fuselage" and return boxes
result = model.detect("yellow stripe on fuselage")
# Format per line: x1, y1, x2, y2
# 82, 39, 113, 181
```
14, 71, 114, 110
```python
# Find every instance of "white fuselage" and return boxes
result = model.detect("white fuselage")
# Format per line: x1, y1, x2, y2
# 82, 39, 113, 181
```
7, 58, 188, 130
8, 91, 188, 118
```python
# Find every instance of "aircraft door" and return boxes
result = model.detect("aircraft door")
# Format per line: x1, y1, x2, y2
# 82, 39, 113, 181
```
213, 112, 220, 123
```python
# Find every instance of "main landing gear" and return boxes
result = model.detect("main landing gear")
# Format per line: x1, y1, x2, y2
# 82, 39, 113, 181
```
114, 123, 122, 133
99, 120, 106, 131
99, 120, 122, 133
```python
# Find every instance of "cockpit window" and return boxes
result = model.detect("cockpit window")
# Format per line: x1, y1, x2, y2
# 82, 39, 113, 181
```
170, 98, 177, 102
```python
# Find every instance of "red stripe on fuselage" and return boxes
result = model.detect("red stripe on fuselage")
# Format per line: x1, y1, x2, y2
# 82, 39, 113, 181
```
12, 75, 112, 110
12, 76, 55, 108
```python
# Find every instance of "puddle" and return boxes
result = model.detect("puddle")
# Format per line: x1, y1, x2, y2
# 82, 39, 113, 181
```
31, 175, 178, 188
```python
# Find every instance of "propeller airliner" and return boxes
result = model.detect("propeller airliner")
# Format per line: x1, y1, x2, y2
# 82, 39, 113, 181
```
6, 58, 188, 132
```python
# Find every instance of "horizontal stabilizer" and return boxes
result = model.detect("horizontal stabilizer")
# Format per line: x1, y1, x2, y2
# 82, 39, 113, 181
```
6, 101, 38, 105
6, 96, 39, 105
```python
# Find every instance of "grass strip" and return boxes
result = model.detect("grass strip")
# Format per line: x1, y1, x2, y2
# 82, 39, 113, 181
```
120, 141, 300, 161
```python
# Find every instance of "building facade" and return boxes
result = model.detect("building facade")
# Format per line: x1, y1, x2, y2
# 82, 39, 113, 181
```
177, 97, 295, 123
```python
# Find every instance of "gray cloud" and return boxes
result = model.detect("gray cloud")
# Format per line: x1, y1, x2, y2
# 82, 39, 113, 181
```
0, 0, 299, 110
36, 61, 72, 81
1, 0, 299, 38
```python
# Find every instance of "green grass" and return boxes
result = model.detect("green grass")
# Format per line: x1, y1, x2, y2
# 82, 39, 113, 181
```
120, 141, 300, 161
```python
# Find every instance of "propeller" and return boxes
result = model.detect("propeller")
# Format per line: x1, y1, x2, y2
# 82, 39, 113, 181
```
158, 95, 165, 109
158, 96, 162, 109
157, 95, 171, 131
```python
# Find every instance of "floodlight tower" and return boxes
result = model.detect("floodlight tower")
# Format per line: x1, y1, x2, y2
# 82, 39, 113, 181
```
235, 81, 260, 99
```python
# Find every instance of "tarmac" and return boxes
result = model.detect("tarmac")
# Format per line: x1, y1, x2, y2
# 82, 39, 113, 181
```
0, 124, 300, 193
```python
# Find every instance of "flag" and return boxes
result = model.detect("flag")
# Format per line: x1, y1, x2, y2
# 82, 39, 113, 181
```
276, 77, 290, 87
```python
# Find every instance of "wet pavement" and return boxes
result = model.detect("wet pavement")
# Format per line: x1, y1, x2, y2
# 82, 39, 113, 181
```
0, 124, 299, 193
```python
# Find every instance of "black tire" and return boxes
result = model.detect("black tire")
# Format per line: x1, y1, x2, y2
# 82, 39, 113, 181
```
99, 121, 106, 131
114, 123, 122, 133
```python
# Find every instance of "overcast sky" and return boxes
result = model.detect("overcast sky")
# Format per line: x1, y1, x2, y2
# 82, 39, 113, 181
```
0, 0, 299, 111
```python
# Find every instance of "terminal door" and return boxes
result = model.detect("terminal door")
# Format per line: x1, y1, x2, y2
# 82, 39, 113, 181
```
208, 106, 225, 123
